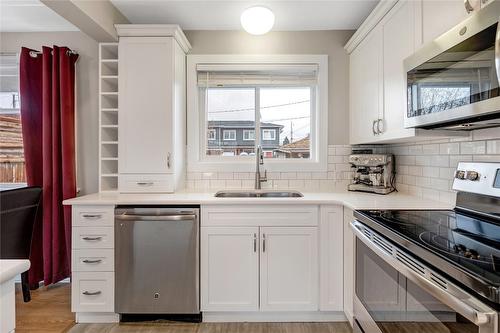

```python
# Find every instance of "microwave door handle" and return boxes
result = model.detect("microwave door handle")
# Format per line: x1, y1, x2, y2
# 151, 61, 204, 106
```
350, 221, 498, 330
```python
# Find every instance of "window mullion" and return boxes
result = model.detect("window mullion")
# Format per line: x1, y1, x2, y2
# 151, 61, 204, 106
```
255, 87, 261, 150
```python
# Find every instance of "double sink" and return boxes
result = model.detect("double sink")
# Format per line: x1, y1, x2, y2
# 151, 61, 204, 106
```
215, 190, 303, 198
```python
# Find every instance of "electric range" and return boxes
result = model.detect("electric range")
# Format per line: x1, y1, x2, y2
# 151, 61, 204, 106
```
351, 162, 500, 333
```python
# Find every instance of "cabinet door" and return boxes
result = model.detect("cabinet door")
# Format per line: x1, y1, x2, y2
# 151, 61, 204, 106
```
200, 227, 259, 311
343, 208, 355, 325
420, 0, 469, 46
349, 25, 383, 144
319, 205, 343, 312
260, 227, 318, 311
380, 0, 416, 140
118, 37, 173, 174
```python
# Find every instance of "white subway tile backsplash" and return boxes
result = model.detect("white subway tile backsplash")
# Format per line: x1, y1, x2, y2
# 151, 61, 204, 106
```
439, 143, 459, 155
486, 140, 500, 154
460, 141, 486, 155
422, 144, 440, 155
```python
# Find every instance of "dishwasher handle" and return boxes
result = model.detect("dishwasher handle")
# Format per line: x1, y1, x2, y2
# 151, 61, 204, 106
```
115, 214, 197, 221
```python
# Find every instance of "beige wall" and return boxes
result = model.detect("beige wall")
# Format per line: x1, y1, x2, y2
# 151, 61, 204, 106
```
184, 30, 354, 145
0, 31, 99, 195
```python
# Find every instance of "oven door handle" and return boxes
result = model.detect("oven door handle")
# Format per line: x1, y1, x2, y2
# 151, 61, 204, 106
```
350, 220, 498, 330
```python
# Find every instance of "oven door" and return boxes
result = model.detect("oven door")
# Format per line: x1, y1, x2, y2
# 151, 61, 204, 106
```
351, 220, 498, 333
404, 2, 500, 129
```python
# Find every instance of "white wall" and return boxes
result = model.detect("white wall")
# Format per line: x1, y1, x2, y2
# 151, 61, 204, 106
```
184, 30, 354, 145
0, 31, 99, 195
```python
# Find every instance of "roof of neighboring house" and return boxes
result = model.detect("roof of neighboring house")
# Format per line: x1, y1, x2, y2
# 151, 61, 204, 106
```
276, 136, 310, 153
208, 120, 283, 129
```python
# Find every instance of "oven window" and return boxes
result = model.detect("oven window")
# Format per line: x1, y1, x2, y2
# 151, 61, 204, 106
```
356, 239, 479, 333
407, 23, 499, 118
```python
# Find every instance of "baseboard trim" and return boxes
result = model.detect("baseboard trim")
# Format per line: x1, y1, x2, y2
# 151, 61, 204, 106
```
75, 312, 119, 323
202, 311, 347, 322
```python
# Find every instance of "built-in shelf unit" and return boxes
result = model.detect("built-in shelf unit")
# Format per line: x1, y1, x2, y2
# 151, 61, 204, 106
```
99, 43, 119, 191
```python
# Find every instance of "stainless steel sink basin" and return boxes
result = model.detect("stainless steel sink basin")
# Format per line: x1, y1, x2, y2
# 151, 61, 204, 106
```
214, 190, 303, 198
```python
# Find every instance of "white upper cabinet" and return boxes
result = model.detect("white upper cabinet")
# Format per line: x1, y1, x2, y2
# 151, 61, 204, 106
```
379, 0, 417, 141
349, 25, 383, 144
347, 0, 473, 145
420, 0, 470, 46
119, 37, 174, 175
116, 25, 191, 193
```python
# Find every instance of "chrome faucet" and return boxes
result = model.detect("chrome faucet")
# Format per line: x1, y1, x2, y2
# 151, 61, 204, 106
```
255, 145, 267, 189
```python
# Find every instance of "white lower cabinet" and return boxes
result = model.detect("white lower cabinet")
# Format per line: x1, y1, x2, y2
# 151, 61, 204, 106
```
200, 227, 259, 311
260, 227, 318, 311
201, 225, 319, 313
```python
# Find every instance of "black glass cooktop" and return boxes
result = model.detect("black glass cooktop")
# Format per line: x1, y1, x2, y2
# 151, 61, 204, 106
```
357, 209, 500, 292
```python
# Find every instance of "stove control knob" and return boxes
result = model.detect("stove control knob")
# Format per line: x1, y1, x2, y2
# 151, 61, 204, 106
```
455, 170, 466, 179
466, 171, 480, 181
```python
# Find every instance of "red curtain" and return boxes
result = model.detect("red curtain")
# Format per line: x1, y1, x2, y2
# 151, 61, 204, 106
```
19, 46, 78, 286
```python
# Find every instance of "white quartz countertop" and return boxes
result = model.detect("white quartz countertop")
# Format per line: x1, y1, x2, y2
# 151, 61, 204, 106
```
63, 190, 453, 211
0, 260, 30, 284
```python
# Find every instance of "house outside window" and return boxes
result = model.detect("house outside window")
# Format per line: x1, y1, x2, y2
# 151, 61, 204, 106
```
262, 129, 276, 141
223, 129, 236, 141
243, 129, 255, 141
208, 129, 216, 140
187, 55, 328, 172
0, 53, 25, 187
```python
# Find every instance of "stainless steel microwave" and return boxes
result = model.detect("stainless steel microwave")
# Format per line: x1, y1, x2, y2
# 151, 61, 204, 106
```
404, 2, 500, 130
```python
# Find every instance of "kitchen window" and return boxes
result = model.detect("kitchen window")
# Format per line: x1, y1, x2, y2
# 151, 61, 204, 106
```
187, 55, 328, 172
0, 53, 26, 188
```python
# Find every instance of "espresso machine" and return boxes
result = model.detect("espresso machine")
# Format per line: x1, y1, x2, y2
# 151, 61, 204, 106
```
348, 154, 395, 194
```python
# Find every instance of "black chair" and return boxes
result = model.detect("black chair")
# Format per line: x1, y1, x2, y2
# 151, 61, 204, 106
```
0, 186, 42, 302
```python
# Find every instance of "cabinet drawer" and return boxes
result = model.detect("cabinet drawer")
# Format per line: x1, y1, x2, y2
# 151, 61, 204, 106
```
72, 272, 114, 312
202, 205, 319, 227
72, 206, 114, 227
119, 174, 173, 193
72, 227, 114, 249
72, 249, 114, 272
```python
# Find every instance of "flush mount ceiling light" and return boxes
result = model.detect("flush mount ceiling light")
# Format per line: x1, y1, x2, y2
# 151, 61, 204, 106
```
241, 6, 275, 35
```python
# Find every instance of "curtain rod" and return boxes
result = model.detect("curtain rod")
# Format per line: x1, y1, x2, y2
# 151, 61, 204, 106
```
29, 49, 78, 58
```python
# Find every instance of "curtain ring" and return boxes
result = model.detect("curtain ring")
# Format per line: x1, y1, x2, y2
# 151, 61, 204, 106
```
29, 51, 38, 58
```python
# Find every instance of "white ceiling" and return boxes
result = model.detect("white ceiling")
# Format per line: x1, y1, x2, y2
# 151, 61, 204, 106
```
0, 0, 78, 32
111, 0, 379, 31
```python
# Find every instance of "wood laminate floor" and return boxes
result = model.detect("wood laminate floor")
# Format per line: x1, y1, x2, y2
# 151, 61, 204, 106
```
15, 283, 352, 333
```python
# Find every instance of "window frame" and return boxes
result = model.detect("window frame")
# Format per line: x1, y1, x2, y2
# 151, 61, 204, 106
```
243, 129, 255, 141
187, 54, 328, 172
207, 129, 216, 140
222, 129, 236, 141
262, 129, 276, 141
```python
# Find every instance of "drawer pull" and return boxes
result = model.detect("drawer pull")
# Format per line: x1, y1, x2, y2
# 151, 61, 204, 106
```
82, 259, 102, 264
82, 214, 102, 219
82, 236, 103, 241
82, 290, 102, 296
136, 182, 154, 186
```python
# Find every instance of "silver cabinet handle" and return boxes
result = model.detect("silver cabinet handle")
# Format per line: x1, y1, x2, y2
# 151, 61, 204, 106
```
82, 236, 102, 241
82, 259, 102, 264
377, 119, 384, 134
82, 291, 102, 296
372, 120, 378, 135
167, 152, 171, 169
464, 0, 475, 13
262, 233, 266, 253
253, 233, 257, 252
136, 182, 154, 186
82, 214, 102, 219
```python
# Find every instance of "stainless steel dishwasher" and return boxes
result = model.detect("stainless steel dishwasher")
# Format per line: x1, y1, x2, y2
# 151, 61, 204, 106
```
115, 206, 200, 318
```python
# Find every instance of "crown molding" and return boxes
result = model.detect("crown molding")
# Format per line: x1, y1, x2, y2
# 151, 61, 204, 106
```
115, 24, 192, 53
344, 0, 398, 54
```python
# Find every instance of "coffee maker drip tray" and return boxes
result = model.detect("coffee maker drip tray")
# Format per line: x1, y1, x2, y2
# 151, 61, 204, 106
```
348, 182, 395, 195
